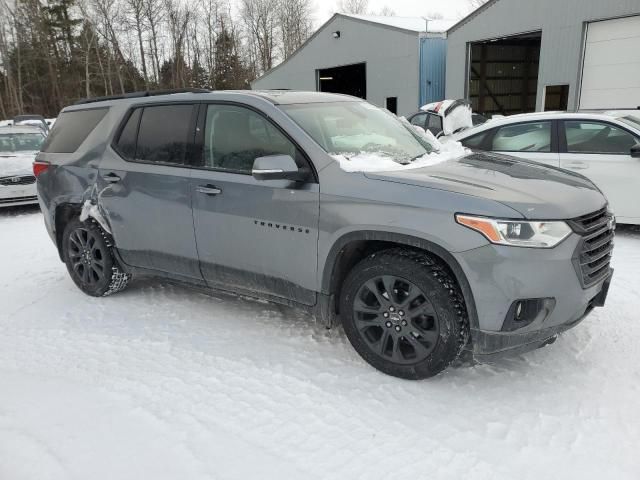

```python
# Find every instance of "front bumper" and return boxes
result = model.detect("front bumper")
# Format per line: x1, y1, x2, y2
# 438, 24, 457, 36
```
0, 181, 38, 207
452, 233, 612, 358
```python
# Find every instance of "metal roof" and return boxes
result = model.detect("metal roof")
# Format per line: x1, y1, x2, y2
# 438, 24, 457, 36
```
447, 0, 502, 34
340, 14, 457, 33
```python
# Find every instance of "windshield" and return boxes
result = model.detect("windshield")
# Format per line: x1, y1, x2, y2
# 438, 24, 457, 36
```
281, 101, 434, 164
617, 115, 640, 131
0, 132, 45, 153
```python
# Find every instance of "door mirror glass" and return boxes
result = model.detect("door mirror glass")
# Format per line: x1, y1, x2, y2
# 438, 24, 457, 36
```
631, 143, 640, 158
252, 155, 306, 181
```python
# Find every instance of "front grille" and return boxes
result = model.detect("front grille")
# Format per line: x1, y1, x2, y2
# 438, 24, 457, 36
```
0, 175, 36, 186
0, 195, 38, 204
568, 207, 614, 288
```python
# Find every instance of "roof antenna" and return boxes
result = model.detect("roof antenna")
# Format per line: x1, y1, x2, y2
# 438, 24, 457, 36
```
421, 16, 429, 33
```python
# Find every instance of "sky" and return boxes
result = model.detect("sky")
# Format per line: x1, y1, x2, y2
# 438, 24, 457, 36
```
314, 0, 478, 25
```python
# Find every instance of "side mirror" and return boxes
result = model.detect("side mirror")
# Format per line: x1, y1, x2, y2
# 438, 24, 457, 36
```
252, 154, 307, 181
631, 143, 640, 158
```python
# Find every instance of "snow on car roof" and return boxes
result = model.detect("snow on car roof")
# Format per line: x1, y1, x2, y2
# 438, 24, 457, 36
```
340, 14, 456, 33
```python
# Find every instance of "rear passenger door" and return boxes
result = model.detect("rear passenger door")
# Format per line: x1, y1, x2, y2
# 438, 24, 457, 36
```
559, 120, 640, 221
98, 103, 203, 280
190, 103, 320, 305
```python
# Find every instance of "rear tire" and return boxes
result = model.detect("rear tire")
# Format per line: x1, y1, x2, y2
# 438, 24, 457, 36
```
62, 218, 130, 297
340, 248, 469, 379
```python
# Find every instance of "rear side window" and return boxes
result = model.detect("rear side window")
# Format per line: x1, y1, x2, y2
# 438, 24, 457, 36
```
41, 108, 108, 153
564, 121, 638, 154
135, 105, 194, 164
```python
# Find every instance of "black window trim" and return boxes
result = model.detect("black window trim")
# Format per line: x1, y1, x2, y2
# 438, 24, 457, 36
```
558, 118, 640, 156
111, 101, 199, 168
192, 100, 318, 183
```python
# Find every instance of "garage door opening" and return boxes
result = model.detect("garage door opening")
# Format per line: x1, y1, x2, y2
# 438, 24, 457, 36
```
468, 32, 541, 116
317, 62, 366, 99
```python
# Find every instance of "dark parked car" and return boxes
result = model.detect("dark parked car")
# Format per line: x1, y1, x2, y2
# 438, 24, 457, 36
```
34, 90, 613, 379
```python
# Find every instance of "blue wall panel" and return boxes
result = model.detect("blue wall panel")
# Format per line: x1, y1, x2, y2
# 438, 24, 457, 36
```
419, 37, 447, 106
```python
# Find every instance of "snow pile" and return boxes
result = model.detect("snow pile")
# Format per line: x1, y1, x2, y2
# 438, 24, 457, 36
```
421, 99, 474, 136
79, 184, 114, 234
331, 121, 469, 173
2, 211, 639, 480
0, 152, 37, 176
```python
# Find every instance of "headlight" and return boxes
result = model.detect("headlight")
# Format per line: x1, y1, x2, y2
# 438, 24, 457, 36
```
455, 214, 572, 248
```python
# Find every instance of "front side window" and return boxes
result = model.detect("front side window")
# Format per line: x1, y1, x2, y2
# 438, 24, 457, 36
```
135, 104, 193, 164
0, 133, 45, 153
564, 121, 638, 154
203, 104, 297, 173
282, 101, 434, 165
492, 121, 552, 152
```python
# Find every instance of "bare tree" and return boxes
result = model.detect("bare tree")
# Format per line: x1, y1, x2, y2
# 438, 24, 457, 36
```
164, 0, 190, 87
143, 0, 164, 85
377, 6, 395, 16
337, 0, 369, 15
241, 0, 278, 74
124, 0, 149, 88
277, 0, 313, 60
426, 11, 445, 20
468, 0, 490, 9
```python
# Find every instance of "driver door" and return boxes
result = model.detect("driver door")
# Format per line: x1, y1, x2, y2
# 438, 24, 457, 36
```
190, 103, 320, 305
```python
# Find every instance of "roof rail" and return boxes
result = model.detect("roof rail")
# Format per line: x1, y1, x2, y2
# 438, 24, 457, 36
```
74, 88, 210, 105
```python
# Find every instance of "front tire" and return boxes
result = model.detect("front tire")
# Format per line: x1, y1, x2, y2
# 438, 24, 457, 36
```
340, 248, 469, 379
62, 218, 130, 297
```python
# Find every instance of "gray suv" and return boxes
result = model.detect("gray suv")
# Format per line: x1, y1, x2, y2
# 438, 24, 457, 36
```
34, 90, 614, 379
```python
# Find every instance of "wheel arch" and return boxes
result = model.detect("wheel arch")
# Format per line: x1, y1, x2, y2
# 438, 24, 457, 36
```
54, 202, 83, 261
320, 230, 479, 331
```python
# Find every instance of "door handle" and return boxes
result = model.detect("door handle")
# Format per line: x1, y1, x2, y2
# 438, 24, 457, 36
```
103, 172, 121, 183
565, 162, 588, 170
196, 185, 222, 195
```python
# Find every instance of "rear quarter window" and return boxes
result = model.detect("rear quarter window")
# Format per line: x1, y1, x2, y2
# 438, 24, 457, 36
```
41, 108, 108, 153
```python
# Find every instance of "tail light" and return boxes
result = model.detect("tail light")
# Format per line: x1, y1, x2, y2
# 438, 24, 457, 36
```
33, 161, 49, 177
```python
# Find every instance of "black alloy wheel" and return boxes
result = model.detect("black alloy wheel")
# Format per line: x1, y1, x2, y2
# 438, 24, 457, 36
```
67, 226, 108, 287
353, 275, 440, 364
340, 248, 469, 379
62, 217, 130, 297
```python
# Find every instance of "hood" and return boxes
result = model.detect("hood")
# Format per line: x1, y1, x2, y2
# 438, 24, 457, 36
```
364, 151, 606, 220
0, 152, 37, 177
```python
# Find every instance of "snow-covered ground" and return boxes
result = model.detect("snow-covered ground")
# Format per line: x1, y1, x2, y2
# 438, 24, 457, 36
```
1, 207, 639, 480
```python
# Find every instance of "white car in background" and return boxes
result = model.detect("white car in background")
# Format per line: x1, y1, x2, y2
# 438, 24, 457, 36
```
452, 111, 640, 225
0, 125, 46, 207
